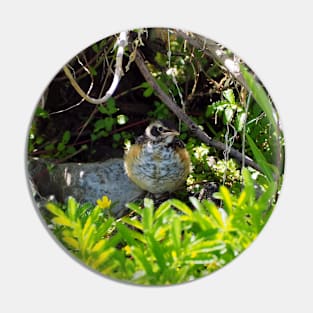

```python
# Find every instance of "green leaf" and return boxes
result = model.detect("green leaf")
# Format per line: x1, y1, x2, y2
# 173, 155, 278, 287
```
126, 202, 142, 216
169, 199, 193, 216
116, 223, 137, 246
170, 217, 181, 251
219, 186, 232, 215
90, 133, 98, 142
67, 197, 78, 220
57, 142, 65, 152
154, 200, 172, 219
131, 247, 154, 277
81, 223, 96, 253
154, 224, 170, 241
92, 43, 99, 53
106, 98, 118, 115
82, 215, 93, 238
223, 89, 235, 104
139, 82, 151, 89
98, 104, 106, 114
189, 240, 226, 254
189, 197, 205, 214
94, 117, 115, 133
237, 189, 248, 207
105, 232, 123, 249
89, 66, 97, 76
143, 86, 154, 97
157, 78, 169, 94
44, 143, 55, 151
202, 200, 225, 228
99, 39, 107, 50
52, 216, 73, 227
223, 107, 234, 124
62, 236, 79, 249
78, 202, 93, 218
91, 239, 107, 254
242, 168, 255, 203
143, 200, 154, 234
112, 133, 121, 142
146, 234, 166, 270
35, 107, 49, 119
62, 130, 71, 144
256, 181, 277, 210
104, 117, 115, 132
122, 217, 143, 231
92, 247, 116, 268
241, 65, 277, 129
46, 202, 66, 218
94, 119, 106, 132
183, 254, 216, 265
246, 133, 274, 181
94, 217, 115, 241
98, 98, 118, 115
35, 136, 44, 145
66, 146, 76, 155
192, 211, 215, 231
235, 112, 247, 132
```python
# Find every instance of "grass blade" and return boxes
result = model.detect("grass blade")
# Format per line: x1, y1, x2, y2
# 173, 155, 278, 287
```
169, 199, 193, 216
246, 134, 274, 181
219, 186, 232, 215
241, 65, 277, 128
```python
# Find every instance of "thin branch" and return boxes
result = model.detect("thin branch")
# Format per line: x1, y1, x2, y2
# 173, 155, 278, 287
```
63, 31, 128, 105
50, 56, 94, 115
54, 37, 115, 82
175, 30, 248, 90
134, 48, 261, 172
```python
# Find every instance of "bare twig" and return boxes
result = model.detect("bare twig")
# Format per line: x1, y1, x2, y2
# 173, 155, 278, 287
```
175, 30, 248, 90
50, 56, 94, 115
134, 48, 261, 172
54, 37, 115, 82
63, 31, 128, 105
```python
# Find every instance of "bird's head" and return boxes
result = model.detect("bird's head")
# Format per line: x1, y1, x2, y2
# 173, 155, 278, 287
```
145, 120, 180, 144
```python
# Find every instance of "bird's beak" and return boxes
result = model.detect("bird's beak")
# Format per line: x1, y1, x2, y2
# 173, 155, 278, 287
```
164, 129, 179, 136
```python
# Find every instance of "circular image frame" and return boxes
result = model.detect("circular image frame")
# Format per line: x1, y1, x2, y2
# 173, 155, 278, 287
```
26, 27, 285, 286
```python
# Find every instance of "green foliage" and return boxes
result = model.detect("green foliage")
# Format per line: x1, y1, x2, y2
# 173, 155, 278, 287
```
28, 108, 49, 154
46, 197, 121, 274
147, 101, 171, 120
46, 170, 275, 285
35, 107, 49, 119
28, 28, 284, 180
241, 66, 277, 129
46, 131, 77, 159
91, 39, 107, 53
89, 98, 132, 149
91, 98, 118, 141
30, 29, 284, 285
206, 89, 246, 130
241, 66, 283, 174
29, 123, 79, 159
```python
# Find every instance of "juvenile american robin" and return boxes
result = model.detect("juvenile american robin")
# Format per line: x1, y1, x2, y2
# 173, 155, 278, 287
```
124, 120, 191, 195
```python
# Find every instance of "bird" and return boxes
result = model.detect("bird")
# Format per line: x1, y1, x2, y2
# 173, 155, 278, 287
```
124, 120, 191, 196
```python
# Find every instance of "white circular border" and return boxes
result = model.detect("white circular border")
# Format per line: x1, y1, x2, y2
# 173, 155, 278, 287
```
1, 1, 312, 312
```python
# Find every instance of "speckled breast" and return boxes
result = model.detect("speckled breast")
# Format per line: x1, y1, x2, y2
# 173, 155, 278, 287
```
128, 142, 189, 194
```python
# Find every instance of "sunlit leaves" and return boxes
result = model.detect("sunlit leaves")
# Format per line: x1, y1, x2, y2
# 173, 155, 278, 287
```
246, 133, 274, 182
206, 88, 245, 129
46, 173, 276, 285
241, 65, 277, 129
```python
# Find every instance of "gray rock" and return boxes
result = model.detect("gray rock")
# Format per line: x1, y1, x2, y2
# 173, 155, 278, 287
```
28, 158, 144, 217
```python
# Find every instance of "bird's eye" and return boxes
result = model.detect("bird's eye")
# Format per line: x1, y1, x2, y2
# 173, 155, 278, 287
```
158, 126, 164, 132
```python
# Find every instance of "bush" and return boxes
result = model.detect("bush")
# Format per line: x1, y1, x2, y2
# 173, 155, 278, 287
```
45, 168, 276, 285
